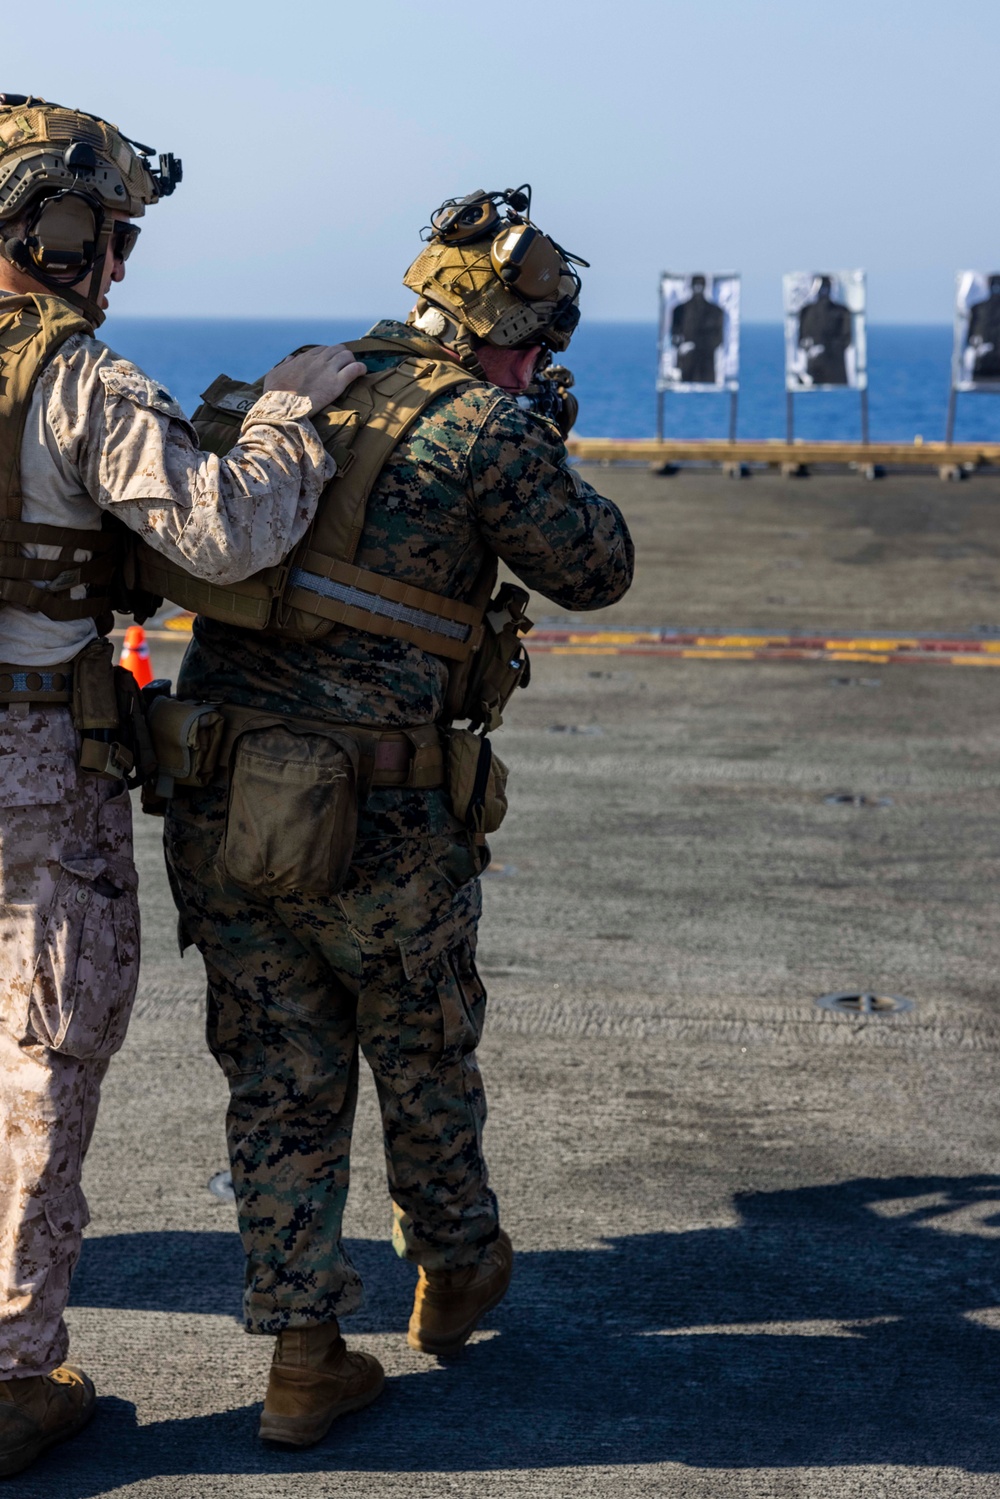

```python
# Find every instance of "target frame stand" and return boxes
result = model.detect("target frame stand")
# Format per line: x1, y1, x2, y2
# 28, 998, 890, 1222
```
655, 271, 744, 475
943, 383, 1000, 477
783, 385, 871, 477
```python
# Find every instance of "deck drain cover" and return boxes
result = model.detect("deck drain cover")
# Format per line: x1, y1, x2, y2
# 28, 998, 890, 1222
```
817, 991, 914, 1016
824, 793, 892, 807
207, 1170, 235, 1203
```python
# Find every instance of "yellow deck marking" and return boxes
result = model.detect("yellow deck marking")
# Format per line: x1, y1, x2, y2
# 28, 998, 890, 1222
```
144, 614, 1000, 668
682, 648, 756, 660
827, 652, 892, 663
829, 638, 919, 652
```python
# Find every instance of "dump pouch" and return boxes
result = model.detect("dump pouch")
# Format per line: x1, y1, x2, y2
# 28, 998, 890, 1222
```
444, 728, 509, 838
220, 724, 360, 897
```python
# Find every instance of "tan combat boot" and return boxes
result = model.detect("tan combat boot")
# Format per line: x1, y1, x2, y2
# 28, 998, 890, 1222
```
407, 1229, 514, 1356
258, 1322, 384, 1447
0, 1365, 96, 1477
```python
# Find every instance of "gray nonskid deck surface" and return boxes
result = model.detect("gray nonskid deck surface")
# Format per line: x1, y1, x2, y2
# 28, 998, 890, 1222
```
17, 474, 1000, 1497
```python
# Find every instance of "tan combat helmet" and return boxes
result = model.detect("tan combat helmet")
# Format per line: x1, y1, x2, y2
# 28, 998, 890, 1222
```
0, 93, 181, 326
403, 186, 588, 371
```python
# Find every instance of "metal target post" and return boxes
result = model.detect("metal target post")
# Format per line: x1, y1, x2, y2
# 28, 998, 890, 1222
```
788, 386, 868, 447
945, 385, 958, 446
655, 275, 666, 441
944, 383, 1000, 447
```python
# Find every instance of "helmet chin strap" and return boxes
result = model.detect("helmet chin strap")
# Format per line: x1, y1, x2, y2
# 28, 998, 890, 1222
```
407, 302, 487, 380
46, 218, 111, 328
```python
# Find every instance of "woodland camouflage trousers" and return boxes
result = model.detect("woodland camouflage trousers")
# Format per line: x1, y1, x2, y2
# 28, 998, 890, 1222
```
0, 706, 139, 1377
163, 781, 498, 1334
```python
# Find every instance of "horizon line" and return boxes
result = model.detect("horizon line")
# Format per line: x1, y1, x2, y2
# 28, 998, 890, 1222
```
104, 315, 958, 329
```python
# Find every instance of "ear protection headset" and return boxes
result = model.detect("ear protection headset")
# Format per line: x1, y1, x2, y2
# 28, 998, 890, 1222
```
427, 185, 588, 308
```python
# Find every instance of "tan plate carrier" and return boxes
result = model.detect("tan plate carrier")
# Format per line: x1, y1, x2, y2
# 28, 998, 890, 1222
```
135, 331, 498, 664
0, 293, 131, 625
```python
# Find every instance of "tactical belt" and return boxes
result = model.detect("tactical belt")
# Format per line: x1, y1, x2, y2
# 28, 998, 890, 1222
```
0, 669, 446, 791
0, 663, 73, 704
213, 704, 445, 790
0, 651, 140, 783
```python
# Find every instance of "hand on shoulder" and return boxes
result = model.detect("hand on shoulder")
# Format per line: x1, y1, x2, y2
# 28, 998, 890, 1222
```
263, 345, 367, 416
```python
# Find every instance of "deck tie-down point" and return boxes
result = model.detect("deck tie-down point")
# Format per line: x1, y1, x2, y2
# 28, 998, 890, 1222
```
816, 991, 914, 1016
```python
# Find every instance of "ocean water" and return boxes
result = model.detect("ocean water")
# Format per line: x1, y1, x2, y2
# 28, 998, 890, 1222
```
101, 318, 1000, 446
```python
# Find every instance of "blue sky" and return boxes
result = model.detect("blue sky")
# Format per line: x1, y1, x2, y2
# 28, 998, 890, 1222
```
5, 1, 998, 322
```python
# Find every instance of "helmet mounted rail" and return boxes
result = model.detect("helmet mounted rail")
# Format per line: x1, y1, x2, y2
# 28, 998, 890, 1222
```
405, 184, 589, 356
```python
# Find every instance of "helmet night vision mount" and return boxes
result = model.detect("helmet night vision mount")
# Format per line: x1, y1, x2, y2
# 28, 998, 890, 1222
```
0, 94, 181, 326
404, 185, 589, 363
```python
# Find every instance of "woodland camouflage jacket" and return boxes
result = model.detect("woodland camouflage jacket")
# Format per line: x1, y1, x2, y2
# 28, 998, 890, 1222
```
177, 320, 634, 727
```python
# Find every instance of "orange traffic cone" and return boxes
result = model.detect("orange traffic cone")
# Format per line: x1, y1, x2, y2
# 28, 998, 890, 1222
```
120, 624, 152, 688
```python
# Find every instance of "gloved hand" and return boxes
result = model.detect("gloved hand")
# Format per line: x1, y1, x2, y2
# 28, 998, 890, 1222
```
263, 345, 367, 416
525, 365, 578, 439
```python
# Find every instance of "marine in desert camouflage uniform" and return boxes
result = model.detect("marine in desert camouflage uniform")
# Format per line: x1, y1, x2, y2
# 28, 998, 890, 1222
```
0, 94, 364, 1479
162, 188, 634, 1445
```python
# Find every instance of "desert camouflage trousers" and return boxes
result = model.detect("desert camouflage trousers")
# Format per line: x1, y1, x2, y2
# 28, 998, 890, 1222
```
163, 781, 498, 1334
0, 705, 139, 1377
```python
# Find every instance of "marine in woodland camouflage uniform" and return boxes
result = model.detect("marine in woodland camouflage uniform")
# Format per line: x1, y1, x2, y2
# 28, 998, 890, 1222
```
164, 317, 634, 1331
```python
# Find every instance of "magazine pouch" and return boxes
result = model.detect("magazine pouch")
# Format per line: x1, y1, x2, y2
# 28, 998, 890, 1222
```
444, 728, 509, 839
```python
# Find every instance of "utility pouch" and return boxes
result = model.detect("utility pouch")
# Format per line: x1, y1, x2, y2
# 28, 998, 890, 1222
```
70, 640, 154, 786
220, 724, 360, 896
444, 728, 509, 841
113, 666, 156, 784
78, 735, 134, 783
70, 637, 118, 731
147, 696, 225, 794
455, 584, 532, 732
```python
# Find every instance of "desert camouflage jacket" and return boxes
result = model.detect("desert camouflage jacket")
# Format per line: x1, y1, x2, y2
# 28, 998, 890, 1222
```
177, 320, 634, 727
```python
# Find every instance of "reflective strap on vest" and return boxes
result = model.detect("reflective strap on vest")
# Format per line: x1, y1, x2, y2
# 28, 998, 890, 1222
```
288, 567, 470, 642
284, 553, 483, 662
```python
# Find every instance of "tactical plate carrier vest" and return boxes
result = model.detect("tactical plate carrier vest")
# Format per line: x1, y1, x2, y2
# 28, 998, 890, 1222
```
136, 332, 533, 729
0, 293, 144, 629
